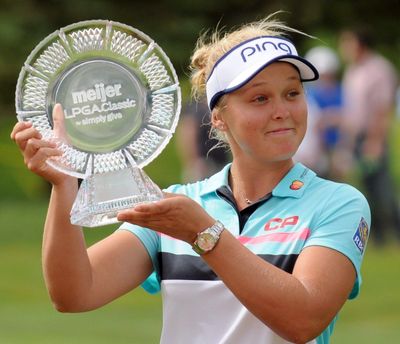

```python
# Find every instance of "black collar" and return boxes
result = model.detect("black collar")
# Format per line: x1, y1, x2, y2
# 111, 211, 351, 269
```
216, 185, 272, 233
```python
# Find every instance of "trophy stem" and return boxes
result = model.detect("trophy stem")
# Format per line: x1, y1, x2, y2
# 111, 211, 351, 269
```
70, 166, 163, 227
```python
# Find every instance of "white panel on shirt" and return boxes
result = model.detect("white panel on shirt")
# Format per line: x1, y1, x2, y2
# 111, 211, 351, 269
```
159, 280, 316, 344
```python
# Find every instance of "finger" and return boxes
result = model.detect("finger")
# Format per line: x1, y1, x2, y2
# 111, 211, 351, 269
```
162, 192, 179, 199
24, 137, 57, 160
117, 208, 152, 222
26, 146, 63, 174
117, 199, 172, 221
13, 127, 42, 151
10, 121, 32, 140
133, 198, 176, 214
52, 103, 68, 140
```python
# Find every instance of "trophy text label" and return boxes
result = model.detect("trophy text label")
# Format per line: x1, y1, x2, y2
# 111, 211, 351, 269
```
72, 83, 123, 104
64, 98, 136, 119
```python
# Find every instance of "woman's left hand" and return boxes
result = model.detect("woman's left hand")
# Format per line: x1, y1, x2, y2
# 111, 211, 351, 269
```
117, 193, 216, 244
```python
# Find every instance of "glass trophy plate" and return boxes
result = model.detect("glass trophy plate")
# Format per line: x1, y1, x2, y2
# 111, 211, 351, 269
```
15, 20, 181, 227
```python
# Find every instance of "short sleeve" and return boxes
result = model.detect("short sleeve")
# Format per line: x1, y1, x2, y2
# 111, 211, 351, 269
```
118, 222, 161, 294
303, 184, 371, 299
116, 184, 184, 294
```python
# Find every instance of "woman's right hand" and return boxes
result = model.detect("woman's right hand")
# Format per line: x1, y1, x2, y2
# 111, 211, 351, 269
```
10, 104, 72, 186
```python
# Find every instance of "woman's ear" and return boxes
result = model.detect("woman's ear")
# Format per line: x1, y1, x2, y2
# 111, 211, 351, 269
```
211, 110, 226, 131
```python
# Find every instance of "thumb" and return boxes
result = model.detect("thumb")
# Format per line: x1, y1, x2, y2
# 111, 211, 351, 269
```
162, 192, 179, 199
52, 103, 68, 141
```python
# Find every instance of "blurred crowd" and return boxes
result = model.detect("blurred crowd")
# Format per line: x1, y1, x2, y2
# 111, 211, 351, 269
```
177, 28, 400, 246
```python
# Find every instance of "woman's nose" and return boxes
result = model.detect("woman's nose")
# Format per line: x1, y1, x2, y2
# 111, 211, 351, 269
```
271, 99, 290, 120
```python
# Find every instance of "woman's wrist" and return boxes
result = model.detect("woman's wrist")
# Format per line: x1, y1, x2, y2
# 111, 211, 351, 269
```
52, 175, 78, 193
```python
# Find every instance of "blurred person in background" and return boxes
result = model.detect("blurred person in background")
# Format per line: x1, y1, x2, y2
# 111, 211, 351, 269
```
176, 97, 230, 182
295, 46, 344, 180
337, 28, 400, 245
396, 86, 400, 120
11, 14, 371, 343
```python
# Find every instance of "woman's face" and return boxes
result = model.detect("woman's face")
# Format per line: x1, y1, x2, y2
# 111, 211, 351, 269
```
215, 62, 307, 164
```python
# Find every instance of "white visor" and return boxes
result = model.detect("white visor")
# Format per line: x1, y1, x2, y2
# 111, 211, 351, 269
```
206, 36, 319, 110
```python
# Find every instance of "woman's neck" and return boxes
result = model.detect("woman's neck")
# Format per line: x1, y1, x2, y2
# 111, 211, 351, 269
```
229, 159, 294, 209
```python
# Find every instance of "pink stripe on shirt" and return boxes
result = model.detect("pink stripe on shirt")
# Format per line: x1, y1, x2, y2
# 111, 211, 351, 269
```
238, 228, 310, 245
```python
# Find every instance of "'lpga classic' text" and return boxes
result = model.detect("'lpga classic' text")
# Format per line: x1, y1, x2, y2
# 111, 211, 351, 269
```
63, 83, 136, 126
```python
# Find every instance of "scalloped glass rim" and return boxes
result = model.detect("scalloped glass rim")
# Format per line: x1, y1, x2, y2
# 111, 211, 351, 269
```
15, 19, 181, 179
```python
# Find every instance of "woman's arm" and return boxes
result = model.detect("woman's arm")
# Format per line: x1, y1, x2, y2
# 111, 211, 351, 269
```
11, 106, 153, 313
43, 181, 153, 312
117, 194, 356, 343
202, 230, 355, 343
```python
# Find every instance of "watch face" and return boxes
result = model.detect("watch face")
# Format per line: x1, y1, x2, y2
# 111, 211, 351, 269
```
197, 233, 216, 251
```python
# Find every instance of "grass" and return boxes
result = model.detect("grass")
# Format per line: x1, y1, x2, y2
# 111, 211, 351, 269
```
0, 200, 162, 344
1, 200, 400, 343
1, 116, 400, 343
332, 244, 400, 343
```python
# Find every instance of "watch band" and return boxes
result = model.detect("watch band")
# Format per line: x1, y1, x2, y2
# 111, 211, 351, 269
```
192, 220, 225, 255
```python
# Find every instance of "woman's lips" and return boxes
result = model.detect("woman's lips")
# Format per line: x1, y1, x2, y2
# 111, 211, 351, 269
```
266, 128, 294, 135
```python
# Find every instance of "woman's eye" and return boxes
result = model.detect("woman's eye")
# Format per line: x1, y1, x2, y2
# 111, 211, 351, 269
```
253, 95, 268, 103
288, 90, 301, 98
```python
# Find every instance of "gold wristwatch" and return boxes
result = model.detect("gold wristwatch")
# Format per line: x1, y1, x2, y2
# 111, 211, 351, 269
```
192, 220, 225, 255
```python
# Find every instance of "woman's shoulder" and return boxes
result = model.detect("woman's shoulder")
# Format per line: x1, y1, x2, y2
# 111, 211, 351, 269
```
310, 175, 368, 205
305, 175, 371, 229
165, 164, 231, 197
164, 176, 216, 197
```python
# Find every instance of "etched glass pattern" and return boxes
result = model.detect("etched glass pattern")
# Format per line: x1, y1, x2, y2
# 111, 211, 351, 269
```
140, 53, 171, 90
33, 41, 69, 75
149, 93, 175, 128
69, 28, 104, 53
16, 20, 180, 176
111, 31, 145, 62
15, 20, 181, 227
93, 151, 128, 174
22, 75, 48, 110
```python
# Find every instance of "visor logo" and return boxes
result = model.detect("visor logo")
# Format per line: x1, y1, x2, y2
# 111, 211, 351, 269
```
241, 40, 293, 63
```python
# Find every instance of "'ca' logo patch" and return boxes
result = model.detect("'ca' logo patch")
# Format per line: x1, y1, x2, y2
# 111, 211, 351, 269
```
353, 217, 369, 254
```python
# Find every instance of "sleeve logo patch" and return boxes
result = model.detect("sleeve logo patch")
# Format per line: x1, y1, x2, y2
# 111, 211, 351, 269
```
353, 217, 369, 253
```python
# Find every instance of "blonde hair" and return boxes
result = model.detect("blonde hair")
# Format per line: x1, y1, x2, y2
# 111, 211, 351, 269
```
189, 12, 306, 148
190, 12, 305, 101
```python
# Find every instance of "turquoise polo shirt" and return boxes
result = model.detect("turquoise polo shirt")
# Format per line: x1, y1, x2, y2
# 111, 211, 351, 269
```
119, 163, 370, 344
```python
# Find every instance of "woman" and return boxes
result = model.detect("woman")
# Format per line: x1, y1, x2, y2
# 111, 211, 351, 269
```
11, 14, 370, 344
